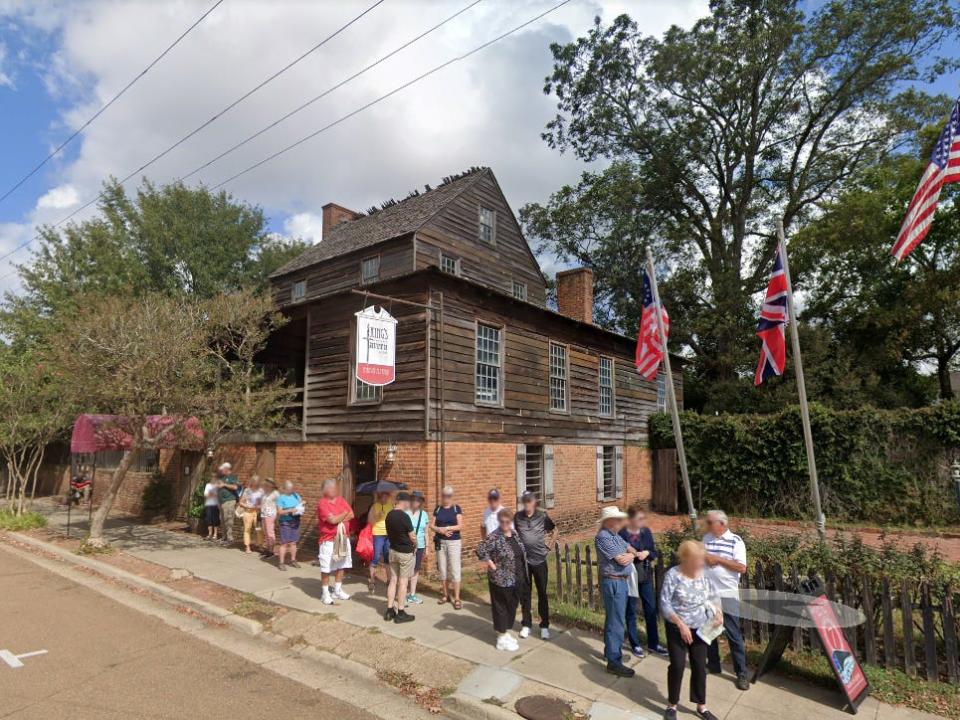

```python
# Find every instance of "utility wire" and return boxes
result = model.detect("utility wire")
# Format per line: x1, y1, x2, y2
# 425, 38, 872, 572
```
0, 0, 387, 270
180, 0, 483, 182
210, 0, 573, 191
0, 0, 226, 208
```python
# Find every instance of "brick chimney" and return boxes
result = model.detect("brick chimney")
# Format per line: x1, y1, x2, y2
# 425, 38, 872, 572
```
321, 203, 359, 239
556, 267, 594, 325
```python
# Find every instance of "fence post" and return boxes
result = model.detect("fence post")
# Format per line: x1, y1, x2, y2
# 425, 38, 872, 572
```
554, 543, 563, 602
861, 574, 877, 666
941, 584, 958, 685
574, 544, 583, 606
564, 544, 572, 603
586, 545, 595, 610
921, 582, 938, 682
755, 561, 768, 645
655, 555, 665, 649
880, 577, 896, 670
790, 566, 804, 651
842, 574, 858, 655
900, 580, 915, 677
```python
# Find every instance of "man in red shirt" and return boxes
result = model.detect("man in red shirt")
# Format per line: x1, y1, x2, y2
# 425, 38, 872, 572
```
316, 478, 354, 605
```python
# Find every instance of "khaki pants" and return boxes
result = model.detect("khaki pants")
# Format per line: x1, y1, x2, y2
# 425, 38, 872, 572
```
437, 539, 462, 581
220, 500, 236, 542
241, 509, 258, 547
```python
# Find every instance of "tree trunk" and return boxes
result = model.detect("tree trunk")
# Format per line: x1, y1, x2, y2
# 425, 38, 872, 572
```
937, 356, 955, 400
27, 445, 45, 509
86, 447, 137, 546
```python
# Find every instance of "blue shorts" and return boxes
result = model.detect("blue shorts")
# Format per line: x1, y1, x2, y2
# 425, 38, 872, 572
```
414, 547, 425, 572
371, 535, 390, 566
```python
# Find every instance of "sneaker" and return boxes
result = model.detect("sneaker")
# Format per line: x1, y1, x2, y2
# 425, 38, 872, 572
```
540, 628, 551, 640
394, 610, 415, 624
735, 674, 750, 691
696, 710, 719, 720
321, 592, 334, 606
605, 662, 635, 678
277, 564, 287, 571
333, 588, 350, 601
496, 634, 519, 652
663, 709, 677, 720
650, 645, 669, 657
384, 607, 397, 622
631, 645, 646, 658
407, 594, 423, 604
289, 561, 301, 569
519, 626, 531, 639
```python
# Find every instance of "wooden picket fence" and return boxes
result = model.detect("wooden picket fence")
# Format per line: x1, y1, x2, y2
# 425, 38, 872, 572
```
552, 542, 960, 684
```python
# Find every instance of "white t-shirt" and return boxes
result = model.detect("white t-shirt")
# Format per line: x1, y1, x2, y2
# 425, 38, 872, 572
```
203, 482, 219, 507
241, 488, 264, 508
703, 529, 747, 596
482, 505, 509, 535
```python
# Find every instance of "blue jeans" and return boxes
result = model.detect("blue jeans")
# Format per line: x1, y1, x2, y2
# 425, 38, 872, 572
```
626, 578, 660, 649
707, 604, 747, 676
601, 577, 629, 665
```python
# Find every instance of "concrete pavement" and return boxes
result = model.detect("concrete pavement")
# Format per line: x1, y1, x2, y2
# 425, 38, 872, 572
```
30, 509, 949, 720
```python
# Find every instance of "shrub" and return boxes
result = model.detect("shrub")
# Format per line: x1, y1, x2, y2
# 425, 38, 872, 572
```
141, 473, 174, 518
0, 510, 47, 531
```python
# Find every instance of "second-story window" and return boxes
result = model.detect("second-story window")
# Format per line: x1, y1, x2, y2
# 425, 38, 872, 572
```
657, 372, 667, 411
440, 254, 460, 276
351, 372, 382, 405
475, 323, 502, 405
291, 280, 306, 303
549, 342, 568, 412
512, 281, 527, 301
599, 356, 614, 416
361, 255, 380, 284
479, 206, 496, 243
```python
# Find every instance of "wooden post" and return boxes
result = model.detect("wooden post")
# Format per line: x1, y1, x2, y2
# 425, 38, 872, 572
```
776, 221, 826, 540
901, 580, 916, 676
586, 545, 595, 609
564, 543, 572, 603
645, 248, 696, 520
574, 544, 583, 606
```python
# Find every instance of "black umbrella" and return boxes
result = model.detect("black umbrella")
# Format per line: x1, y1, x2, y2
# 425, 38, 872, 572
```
355, 480, 401, 495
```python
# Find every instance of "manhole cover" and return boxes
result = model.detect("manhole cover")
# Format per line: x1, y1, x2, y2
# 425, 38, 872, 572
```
514, 695, 572, 720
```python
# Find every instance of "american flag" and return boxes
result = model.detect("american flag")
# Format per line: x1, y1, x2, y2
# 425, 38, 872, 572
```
891, 97, 960, 262
754, 243, 788, 385
635, 267, 669, 381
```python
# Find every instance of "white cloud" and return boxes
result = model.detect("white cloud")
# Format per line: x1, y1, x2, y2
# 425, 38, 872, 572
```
36, 183, 79, 210
283, 211, 324, 244
0, 41, 13, 87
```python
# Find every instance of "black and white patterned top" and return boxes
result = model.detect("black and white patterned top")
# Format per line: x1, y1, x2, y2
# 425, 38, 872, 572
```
659, 566, 718, 628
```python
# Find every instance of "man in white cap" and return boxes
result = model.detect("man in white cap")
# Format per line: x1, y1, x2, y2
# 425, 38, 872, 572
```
594, 506, 638, 677
216, 462, 240, 545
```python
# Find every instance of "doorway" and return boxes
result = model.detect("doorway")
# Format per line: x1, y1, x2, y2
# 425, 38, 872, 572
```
346, 443, 377, 519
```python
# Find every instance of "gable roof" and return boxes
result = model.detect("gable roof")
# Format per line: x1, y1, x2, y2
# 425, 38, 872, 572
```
270, 168, 488, 278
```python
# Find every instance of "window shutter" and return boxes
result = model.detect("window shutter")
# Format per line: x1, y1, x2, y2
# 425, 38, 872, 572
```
596, 445, 604, 502
615, 446, 624, 499
516, 444, 527, 510
544, 445, 555, 509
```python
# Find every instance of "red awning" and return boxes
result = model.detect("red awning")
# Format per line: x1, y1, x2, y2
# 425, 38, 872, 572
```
70, 414, 205, 454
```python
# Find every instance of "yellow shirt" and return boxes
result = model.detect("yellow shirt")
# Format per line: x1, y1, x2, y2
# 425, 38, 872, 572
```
371, 501, 393, 536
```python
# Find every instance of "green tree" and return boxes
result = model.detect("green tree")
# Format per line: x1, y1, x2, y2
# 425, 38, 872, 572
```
522, 0, 957, 396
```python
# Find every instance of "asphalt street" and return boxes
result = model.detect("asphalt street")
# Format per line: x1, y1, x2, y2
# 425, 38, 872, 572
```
0, 548, 378, 720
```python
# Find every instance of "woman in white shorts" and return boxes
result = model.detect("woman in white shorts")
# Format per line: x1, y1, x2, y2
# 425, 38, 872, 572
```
316, 478, 354, 605
429, 485, 464, 610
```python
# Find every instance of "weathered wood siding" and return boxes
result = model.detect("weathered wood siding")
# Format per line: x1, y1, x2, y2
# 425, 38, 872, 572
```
416, 171, 546, 306
273, 236, 414, 310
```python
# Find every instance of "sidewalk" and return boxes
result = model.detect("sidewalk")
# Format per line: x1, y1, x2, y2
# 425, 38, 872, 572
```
30, 508, 946, 720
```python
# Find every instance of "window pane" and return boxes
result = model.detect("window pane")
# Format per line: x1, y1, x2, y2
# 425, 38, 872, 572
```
525, 445, 544, 498
479, 206, 495, 243
291, 280, 306, 302
602, 446, 615, 499
549, 343, 567, 411
441, 255, 459, 275
475, 324, 501, 403
354, 374, 382, 403
512, 281, 527, 301
657, 372, 667, 411
361, 256, 380, 284
599, 356, 613, 416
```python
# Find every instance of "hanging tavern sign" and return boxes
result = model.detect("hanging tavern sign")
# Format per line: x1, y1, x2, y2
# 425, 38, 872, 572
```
355, 305, 398, 386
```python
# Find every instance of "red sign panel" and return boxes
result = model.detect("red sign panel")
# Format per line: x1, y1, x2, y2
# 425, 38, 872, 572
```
808, 595, 869, 707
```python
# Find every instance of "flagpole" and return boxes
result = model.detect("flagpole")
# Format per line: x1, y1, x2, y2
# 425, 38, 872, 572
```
776, 220, 827, 541
645, 248, 696, 521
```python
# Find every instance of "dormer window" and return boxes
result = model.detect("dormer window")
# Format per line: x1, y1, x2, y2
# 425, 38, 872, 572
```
361, 255, 380, 284
291, 280, 306, 303
440, 254, 461, 276
479, 206, 496, 244
512, 281, 527, 301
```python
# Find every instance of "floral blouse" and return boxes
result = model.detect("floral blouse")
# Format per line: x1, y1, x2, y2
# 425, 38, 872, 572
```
476, 529, 529, 588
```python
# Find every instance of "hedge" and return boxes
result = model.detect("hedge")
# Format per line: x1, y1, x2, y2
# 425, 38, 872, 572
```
649, 402, 960, 526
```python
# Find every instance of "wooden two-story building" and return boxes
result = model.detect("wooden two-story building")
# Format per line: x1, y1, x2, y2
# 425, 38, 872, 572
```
219, 167, 680, 549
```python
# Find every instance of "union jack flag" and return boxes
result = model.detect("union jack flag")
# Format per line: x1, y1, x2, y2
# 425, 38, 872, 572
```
754, 244, 788, 385
635, 267, 669, 381
891, 97, 960, 262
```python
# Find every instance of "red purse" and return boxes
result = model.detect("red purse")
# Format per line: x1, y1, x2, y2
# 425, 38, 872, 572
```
356, 523, 374, 563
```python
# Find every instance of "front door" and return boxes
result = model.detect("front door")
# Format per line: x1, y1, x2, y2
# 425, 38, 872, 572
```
346, 443, 377, 519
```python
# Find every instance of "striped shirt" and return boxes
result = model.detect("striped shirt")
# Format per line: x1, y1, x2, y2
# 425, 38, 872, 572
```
703, 529, 746, 596
594, 528, 631, 577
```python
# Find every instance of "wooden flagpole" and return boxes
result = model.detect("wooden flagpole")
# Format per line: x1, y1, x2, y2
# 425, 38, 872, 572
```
645, 248, 696, 521
776, 220, 827, 541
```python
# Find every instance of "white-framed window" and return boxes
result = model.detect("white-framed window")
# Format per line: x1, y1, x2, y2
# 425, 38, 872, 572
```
351, 372, 382, 404
599, 356, 614, 416
479, 206, 496, 243
475, 322, 502, 405
512, 281, 527, 301
516, 444, 555, 508
657, 372, 667, 411
291, 280, 306, 303
523, 444, 544, 499
596, 445, 624, 501
440, 254, 460, 276
361, 255, 380, 284
549, 342, 568, 412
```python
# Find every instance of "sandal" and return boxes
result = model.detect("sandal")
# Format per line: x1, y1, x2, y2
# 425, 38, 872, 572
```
453, 599, 462, 610
438, 595, 449, 605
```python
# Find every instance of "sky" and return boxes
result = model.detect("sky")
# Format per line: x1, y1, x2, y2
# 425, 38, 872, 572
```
0, 0, 957, 298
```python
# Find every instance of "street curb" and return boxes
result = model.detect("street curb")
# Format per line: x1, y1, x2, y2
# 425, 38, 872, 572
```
5, 531, 263, 636
442, 694, 519, 720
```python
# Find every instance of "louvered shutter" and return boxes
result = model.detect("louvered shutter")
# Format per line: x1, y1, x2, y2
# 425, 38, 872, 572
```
516, 444, 527, 510
615, 446, 624, 499
596, 445, 604, 501
544, 445, 555, 509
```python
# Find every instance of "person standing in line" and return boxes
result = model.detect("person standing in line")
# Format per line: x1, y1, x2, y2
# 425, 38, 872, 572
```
384, 492, 416, 623
216, 462, 241, 546
367, 490, 394, 593
202, 473, 221, 541
476, 508, 528, 652
480, 488, 505, 540
660, 540, 723, 720
594, 506, 637, 677
275, 480, 304, 570
620, 504, 669, 658
406, 490, 429, 605
702, 509, 750, 691
316, 477, 354, 605
238, 476, 264, 554
259, 478, 279, 558
430, 485, 463, 609
514, 491, 557, 640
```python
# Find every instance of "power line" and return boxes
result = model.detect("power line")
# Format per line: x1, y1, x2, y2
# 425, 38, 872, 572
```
0, 0, 226, 208
210, 0, 573, 191
180, 0, 484, 182
0, 0, 388, 270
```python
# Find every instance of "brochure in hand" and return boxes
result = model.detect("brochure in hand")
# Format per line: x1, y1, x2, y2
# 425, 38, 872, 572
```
696, 604, 725, 644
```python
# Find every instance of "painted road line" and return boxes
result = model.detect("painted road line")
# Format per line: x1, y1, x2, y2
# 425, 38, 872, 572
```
0, 649, 48, 668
